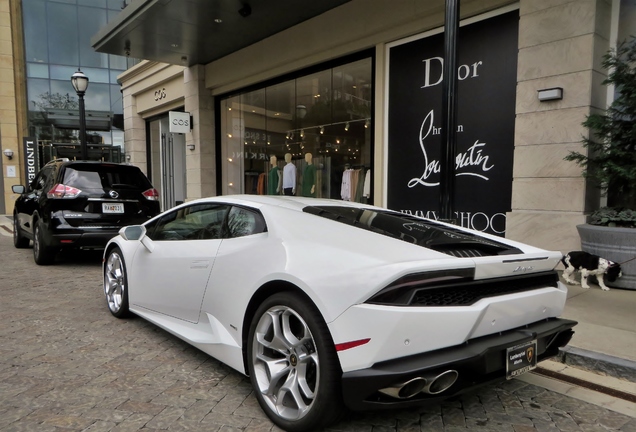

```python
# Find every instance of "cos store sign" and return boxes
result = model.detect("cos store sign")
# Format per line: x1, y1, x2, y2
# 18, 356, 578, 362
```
169, 111, 192, 133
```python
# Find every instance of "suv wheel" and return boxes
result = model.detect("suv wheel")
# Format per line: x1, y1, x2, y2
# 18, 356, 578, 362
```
33, 220, 55, 265
13, 214, 30, 248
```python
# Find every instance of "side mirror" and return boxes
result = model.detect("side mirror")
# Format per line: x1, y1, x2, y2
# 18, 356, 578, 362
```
12, 185, 25, 194
119, 225, 154, 252
120, 225, 145, 240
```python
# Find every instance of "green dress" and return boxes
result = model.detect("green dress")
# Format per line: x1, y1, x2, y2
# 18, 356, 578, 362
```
267, 166, 280, 195
302, 164, 316, 197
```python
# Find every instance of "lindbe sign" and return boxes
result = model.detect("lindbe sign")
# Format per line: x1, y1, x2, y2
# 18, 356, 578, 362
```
23, 137, 39, 185
169, 111, 191, 134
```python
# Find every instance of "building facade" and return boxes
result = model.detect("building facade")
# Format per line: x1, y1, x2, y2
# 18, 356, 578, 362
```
3, 0, 635, 253
1, 0, 136, 214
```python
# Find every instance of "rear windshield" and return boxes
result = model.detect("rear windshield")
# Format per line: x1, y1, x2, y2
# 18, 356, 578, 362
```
62, 164, 152, 190
303, 205, 522, 257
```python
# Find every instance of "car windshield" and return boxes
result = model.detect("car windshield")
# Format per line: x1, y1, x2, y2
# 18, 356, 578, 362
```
62, 164, 152, 190
303, 205, 522, 257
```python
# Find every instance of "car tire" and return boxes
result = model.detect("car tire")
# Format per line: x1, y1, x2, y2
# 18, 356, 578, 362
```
104, 247, 130, 318
33, 220, 55, 265
247, 292, 344, 432
13, 214, 29, 248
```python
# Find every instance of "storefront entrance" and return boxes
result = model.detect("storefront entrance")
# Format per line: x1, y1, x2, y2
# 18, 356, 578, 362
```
148, 116, 186, 211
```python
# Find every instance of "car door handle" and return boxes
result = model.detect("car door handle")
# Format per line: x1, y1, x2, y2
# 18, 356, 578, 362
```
190, 260, 210, 269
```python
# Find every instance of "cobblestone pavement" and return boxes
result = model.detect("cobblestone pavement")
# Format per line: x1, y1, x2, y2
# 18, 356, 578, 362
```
0, 229, 634, 432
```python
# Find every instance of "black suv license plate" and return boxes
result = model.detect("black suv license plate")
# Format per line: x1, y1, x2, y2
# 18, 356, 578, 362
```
506, 339, 537, 379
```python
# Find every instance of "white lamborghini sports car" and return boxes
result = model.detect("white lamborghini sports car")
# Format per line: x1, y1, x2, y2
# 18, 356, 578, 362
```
103, 195, 577, 431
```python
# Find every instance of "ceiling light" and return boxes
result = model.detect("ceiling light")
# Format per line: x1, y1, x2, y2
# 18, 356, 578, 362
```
345, 122, 349, 131
320, 126, 324, 134
215, 18, 223, 23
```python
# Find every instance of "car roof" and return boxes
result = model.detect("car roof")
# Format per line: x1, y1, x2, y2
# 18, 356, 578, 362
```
44, 159, 136, 169
187, 194, 374, 212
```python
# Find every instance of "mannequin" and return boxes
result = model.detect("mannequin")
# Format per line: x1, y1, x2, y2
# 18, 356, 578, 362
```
282, 153, 296, 196
267, 155, 282, 195
302, 152, 316, 197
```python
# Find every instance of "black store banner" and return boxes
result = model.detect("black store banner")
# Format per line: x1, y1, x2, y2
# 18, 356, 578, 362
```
22, 137, 39, 186
387, 11, 518, 235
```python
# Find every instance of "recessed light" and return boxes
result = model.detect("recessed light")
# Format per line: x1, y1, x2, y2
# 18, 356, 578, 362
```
215, 18, 223, 23
171, 43, 179, 48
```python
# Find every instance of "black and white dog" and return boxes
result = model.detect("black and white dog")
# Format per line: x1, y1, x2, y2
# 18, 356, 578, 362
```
561, 251, 622, 291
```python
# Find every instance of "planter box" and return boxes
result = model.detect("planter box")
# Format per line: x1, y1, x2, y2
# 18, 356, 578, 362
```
577, 224, 636, 290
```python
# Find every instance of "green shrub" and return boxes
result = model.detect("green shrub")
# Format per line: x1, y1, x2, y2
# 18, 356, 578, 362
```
565, 37, 636, 209
588, 207, 636, 228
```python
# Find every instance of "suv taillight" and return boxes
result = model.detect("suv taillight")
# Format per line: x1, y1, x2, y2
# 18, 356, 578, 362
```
142, 188, 159, 201
47, 183, 82, 199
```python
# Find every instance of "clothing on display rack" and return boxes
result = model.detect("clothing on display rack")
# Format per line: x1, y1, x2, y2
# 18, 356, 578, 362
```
341, 166, 370, 202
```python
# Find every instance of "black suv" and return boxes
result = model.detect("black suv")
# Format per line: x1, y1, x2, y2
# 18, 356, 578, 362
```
12, 159, 161, 265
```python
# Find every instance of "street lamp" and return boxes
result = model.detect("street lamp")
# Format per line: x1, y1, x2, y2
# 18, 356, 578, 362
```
71, 69, 89, 160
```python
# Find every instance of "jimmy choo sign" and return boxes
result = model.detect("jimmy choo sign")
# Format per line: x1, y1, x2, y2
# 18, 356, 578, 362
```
387, 10, 518, 235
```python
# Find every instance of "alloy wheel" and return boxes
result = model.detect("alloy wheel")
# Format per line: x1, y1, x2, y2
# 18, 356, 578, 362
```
33, 224, 40, 257
104, 251, 126, 313
251, 305, 319, 421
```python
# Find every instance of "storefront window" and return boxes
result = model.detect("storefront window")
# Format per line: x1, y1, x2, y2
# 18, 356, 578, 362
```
221, 57, 373, 202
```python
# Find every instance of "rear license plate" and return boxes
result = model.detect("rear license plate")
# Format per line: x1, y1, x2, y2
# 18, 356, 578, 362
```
506, 339, 537, 379
102, 203, 124, 214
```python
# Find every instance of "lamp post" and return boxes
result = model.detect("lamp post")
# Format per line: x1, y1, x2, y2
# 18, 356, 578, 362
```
71, 69, 89, 160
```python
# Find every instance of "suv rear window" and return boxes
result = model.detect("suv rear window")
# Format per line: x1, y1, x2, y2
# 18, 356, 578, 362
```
62, 164, 152, 191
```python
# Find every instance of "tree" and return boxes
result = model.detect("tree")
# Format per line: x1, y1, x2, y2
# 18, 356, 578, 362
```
565, 37, 636, 209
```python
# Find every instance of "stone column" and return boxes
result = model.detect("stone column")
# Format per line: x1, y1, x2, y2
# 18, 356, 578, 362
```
1, 0, 27, 215
184, 65, 216, 200
506, 0, 611, 252
122, 93, 148, 175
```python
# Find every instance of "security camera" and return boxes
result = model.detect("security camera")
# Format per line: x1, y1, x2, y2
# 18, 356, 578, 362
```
3, 148, 13, 160
238, 3, 251, 17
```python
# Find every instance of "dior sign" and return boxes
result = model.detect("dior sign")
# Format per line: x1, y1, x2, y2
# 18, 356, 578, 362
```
387, 10, 518, 235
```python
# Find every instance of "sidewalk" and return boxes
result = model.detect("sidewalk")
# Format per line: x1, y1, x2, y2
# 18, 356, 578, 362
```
1, 214, 634, 383
557, 275, 636, 382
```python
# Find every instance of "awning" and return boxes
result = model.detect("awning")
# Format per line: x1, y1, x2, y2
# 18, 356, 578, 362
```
91, 0, 351, 66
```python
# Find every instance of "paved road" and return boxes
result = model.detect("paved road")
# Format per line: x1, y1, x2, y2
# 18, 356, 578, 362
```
0, 229, 634, 432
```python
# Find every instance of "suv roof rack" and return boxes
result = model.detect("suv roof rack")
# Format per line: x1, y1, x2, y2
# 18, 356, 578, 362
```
46, 158, 70, 165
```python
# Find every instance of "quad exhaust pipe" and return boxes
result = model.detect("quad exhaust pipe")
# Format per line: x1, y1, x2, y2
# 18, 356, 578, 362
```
378, 370, 459, 399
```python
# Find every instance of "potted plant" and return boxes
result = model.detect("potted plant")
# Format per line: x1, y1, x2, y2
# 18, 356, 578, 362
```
565, 37, 636, 289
